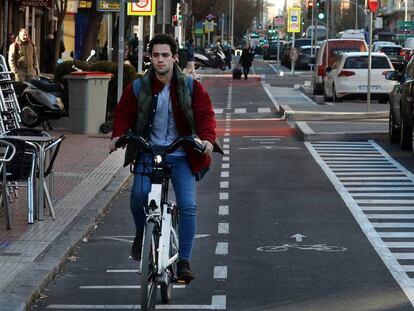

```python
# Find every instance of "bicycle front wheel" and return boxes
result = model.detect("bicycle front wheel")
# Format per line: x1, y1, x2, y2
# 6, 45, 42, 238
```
141, 221, 158, 311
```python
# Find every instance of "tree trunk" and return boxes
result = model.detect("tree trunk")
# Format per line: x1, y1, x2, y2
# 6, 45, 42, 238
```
53, 0, 67, 71
80, 0, 103, 60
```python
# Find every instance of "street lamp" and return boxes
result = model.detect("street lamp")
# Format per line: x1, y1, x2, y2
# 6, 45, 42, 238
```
405, 0, 408, 22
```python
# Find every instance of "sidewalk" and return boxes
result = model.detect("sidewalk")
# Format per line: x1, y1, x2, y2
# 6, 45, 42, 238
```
263, 80, 389, 141
0, 130, 130, 310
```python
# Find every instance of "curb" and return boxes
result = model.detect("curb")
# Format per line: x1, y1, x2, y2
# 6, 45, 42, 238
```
282, 108, 388, 121
294, 121, 389, 141
0, 166, 131, 311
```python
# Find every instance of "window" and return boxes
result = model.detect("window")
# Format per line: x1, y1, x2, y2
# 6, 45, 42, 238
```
343, 56, 391, 69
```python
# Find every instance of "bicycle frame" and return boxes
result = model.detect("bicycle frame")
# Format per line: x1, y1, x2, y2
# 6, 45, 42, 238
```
140, 154, 179, 285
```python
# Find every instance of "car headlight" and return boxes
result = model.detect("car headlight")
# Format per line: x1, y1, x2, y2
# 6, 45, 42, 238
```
56, 97, 64, 109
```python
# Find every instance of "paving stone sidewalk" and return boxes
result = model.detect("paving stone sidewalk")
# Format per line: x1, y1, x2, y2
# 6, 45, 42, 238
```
0, 130, 130, 311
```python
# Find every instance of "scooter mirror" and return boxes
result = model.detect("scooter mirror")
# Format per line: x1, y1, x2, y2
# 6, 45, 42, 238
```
86, 49, 96, 63
57, 59, 64, 64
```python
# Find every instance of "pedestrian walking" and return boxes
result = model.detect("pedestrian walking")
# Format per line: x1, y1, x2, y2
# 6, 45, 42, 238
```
8, 28, 39, 81
185, 39, 197, 79
110, 34, 219, 283
239, 42, 254, 80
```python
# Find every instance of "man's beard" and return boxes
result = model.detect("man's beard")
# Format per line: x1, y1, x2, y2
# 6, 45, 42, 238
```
154, 66, 171, 76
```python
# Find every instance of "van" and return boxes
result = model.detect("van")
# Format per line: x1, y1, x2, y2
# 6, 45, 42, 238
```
305, 26, 328, 41
312, 39, 368, 95
405, 37, 414, 49
337, 29, 366, 40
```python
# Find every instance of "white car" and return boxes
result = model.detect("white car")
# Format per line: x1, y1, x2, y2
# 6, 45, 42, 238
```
323, 52, 397, 103
372, 41, 397, 52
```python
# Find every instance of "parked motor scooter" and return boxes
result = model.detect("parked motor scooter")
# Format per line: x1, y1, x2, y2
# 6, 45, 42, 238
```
17, 75, 66, 129
194, 46, 227, 71
17, 50, 97, 129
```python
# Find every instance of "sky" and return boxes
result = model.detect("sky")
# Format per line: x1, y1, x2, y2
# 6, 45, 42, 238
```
268, 0, 284, 17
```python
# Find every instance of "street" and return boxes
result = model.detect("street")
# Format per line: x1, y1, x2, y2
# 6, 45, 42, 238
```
32, 59, 414, 311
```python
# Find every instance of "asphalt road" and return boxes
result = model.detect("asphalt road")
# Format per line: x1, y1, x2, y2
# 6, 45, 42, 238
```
32, 60, 414, 311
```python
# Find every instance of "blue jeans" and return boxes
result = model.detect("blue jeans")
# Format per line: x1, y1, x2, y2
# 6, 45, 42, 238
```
130, 154, 197, 261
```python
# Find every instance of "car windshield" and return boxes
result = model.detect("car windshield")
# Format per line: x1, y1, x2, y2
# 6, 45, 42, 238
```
380, 47, 402, 55
343, 56, 391, 69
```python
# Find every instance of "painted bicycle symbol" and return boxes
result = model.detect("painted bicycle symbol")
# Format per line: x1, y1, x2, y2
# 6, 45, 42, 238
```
257, 243, 347, 252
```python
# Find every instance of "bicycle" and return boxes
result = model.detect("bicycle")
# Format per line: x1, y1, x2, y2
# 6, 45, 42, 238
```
115, 132, 205, 311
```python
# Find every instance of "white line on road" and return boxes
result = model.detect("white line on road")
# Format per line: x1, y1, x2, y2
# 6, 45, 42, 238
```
215, 242, 228, 255
219, 205, 229, 215
214, 266, 228, 279
79, 285, 186, 289
222, 163, 230, 169
221, 171, 229, 178
220, 181, 229, 188
218, 223, 229, 234
47, 295, 226, 310
258, 107, 272, 113
372, 222, 414, 228
336, 172, 404, 176
365, 207, 414, 211
353, 193, 414, 197
234, 108, 246, 113
366, 214, 414, 219
379, 232, 414, 238
220, 192, 229, 200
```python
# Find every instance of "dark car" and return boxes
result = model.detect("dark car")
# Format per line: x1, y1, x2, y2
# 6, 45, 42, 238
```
385, 55, 414, 150
262, 42, 283, 60
379, 45, 406, 71
281, 38, 312, 67
295, 45, 319, 70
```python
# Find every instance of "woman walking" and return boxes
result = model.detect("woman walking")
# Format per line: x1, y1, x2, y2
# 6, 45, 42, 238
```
239, 42, 254, 80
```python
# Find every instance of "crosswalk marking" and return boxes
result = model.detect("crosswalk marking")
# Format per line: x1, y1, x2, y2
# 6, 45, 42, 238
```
306, 140, 414, 307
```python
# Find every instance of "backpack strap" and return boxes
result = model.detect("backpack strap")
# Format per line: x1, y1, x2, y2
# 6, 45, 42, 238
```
185, 75, 193, 97
132, 78, 142, 98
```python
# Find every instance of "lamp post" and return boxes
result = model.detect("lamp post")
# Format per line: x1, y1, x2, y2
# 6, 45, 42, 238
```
405, 0, 408, 22
355, 0, 358, 29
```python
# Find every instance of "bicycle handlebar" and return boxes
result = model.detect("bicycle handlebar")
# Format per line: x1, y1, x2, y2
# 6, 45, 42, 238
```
115, 131, 206, 155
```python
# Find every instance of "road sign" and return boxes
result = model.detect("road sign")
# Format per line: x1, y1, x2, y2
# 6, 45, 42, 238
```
398, 21, 414, 30
290, 48, 298, 61
274, 16, 285, 27
19, 0, 52, 8
127, 0, 156, 16
287, 8, 301, 33
367, 0, 378, 12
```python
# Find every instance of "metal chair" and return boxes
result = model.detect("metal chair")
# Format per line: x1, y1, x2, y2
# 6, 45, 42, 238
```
39, 134, 66, 219
0, 137, 37, 227
0, 139, 16, 229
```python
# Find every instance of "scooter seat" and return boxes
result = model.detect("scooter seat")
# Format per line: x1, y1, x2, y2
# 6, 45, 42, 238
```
31, 79, 64, 93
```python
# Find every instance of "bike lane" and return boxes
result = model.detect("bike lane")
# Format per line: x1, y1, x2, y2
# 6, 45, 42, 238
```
218, 76, 414, 311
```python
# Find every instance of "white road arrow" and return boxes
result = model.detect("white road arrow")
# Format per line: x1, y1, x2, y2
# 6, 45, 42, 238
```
291, 233, 306, 243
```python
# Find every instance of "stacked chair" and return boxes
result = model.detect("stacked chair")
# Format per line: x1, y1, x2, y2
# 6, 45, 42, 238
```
0, 56, 65, 229
0, 55, 21, 132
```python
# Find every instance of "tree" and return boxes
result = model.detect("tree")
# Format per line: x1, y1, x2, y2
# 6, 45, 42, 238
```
80, 0, 103, 60
53, 0, 68, 69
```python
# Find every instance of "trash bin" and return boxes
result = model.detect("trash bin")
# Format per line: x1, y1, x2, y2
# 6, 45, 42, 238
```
178, 48, 188, 69
64, 72, 112, 135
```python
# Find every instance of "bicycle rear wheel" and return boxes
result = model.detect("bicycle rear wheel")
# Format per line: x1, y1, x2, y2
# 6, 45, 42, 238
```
141, 221, 158, 311
161, 204, 179, 303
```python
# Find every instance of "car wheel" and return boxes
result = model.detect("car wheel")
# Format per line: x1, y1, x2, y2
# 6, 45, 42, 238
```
400, 101, 413, 150
389, 107, 400, 143
333, 85, 343, 102
323, 85, 332, 102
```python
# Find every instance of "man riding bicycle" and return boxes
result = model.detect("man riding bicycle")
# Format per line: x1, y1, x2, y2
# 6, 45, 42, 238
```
110, 34, 217, 283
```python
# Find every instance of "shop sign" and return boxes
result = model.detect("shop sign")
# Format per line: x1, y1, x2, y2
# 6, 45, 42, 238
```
19, 0, 52, 8
97, 0, 120, 12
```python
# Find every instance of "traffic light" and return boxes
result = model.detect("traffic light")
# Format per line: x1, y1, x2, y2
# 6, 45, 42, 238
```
317, 0, 325, 21
307, 0, 314, 19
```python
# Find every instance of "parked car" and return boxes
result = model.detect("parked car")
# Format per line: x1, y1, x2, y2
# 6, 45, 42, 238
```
323, 52, 396, 103
337, 29, 366, 40
295, 45, 319, 70
262, 41, 283, 60
386, 54, 414, 150
378, 45, 406, 71
312, 39, 368, 95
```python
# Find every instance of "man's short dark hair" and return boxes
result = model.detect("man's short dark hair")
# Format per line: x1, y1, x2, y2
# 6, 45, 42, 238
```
149, 34, 177, 55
